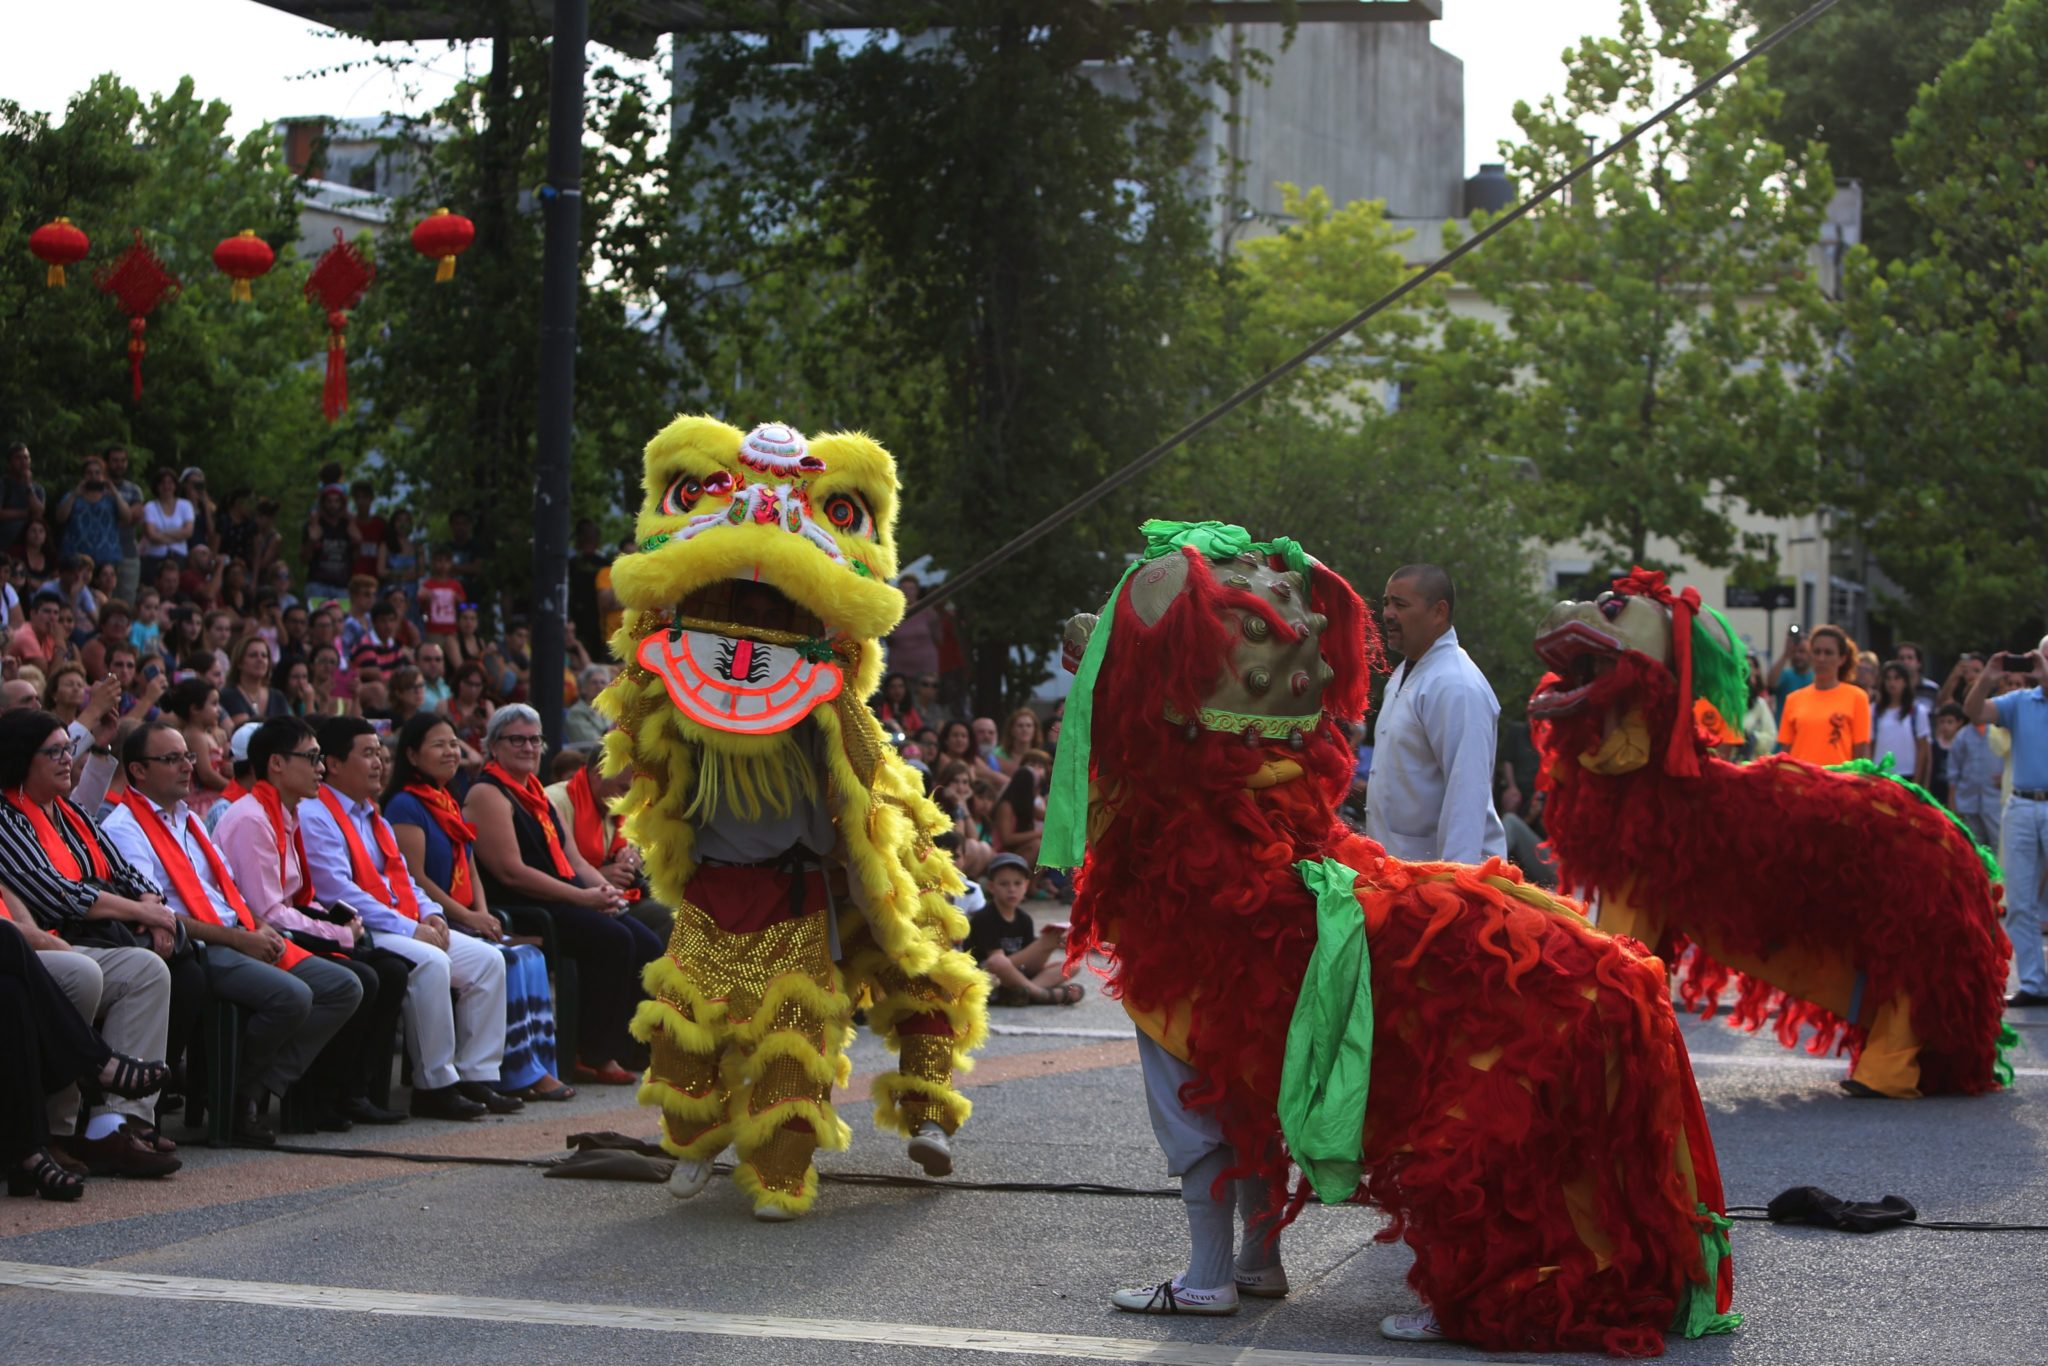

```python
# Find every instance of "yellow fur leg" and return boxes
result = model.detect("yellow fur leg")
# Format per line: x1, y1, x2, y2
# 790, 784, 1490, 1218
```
871, 1072, 973, 1140
736, 1125, 822, 1213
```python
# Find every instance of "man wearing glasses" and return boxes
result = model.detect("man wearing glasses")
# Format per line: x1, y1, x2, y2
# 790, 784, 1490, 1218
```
103, 722, 365, 1146
300, 716, 509, 1122
216, 717, 410, 1126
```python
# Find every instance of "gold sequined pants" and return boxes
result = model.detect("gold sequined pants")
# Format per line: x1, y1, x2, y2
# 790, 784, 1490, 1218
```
640, 897, 852, 1212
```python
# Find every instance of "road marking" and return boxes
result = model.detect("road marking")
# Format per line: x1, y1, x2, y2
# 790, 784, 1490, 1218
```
990, 1023, 1136, 1040
1685, 1052, 2048, 1079
0, 1260, 1500, 1366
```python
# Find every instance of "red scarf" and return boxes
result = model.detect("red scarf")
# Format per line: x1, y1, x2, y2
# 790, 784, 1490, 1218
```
5, 788, 112, 881
566, 766, 639, 902
314, 786, 422, 920
222, 779, 249, 804
484, 761, 575, 880
251, 781, 314, 908
402, 782, 478, 909
118, 791, 308, 970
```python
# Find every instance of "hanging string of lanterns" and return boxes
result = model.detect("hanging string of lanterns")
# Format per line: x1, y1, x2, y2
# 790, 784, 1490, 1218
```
24, 206, 467, 412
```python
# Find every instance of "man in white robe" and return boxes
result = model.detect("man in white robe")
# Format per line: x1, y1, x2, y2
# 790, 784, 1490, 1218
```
1364, 564, 1507, 865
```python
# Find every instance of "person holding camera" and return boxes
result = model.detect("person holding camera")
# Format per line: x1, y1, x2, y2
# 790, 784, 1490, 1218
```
52, 452, 130, 573
1964, 639, 2048, 1008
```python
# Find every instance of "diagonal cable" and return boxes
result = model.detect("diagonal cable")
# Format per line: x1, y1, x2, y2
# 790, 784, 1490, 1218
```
906, 0, 1848, 620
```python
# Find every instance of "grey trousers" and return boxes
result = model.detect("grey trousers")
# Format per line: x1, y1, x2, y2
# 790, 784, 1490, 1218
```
41, 945, 172, 1134
200, 946, 363, 1098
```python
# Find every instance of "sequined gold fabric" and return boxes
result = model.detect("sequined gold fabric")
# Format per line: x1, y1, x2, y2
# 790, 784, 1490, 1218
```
745, 1123, 819, 1195
664, 899, 835, 1025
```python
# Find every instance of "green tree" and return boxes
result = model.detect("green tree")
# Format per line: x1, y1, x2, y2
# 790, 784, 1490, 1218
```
670, 3, 1237, 706
1743, 0, 2002, 264
1447, 0, 1836, 583
1176, 186, 1544, 703
1824, 0, 2048, 646
0, 76, 325, 493
351, 37, 681, 606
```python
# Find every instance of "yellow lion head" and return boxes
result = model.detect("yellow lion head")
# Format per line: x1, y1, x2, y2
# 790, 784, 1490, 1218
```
608, 415, 906, 746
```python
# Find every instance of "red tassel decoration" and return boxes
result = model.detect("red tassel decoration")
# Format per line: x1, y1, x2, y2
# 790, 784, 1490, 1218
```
93, 230, 180, 404
303, 228, 375, 424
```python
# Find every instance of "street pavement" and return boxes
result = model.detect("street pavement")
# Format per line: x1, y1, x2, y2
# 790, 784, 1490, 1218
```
4, 942, 2046, 1366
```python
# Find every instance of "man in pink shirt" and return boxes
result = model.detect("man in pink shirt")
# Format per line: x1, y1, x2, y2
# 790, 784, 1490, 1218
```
215, 716, 407, 1126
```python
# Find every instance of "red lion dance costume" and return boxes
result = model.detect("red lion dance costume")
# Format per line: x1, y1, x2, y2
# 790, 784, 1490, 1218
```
1531, 569, 2015, 1099
1046, 522, 1736, 1356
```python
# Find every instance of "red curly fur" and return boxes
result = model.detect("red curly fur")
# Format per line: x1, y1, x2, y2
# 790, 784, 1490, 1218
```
1070, 549, 1731, 1355
1535, 654, 2011, 1095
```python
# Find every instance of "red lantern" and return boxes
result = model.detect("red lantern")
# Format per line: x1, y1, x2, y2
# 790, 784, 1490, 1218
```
304, 228, 375, 424
410, 207, 475, 283
94, 230, 180, 402
212, 229, 276, 304
29, 217, 90, 288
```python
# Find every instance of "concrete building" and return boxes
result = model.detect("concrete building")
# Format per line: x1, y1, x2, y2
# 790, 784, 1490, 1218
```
272, 115, 442, 259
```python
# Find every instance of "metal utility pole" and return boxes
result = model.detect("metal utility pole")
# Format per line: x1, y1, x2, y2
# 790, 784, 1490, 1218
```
531, 0, 587, 752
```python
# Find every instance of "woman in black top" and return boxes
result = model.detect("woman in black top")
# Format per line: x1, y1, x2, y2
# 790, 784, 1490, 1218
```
463, 703, 660, 1086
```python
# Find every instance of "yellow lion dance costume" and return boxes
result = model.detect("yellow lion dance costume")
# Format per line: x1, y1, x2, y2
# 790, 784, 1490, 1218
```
597, 416, 988, 1221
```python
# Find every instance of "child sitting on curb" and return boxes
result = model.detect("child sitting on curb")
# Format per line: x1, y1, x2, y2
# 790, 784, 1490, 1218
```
962, 853, 1082, 1006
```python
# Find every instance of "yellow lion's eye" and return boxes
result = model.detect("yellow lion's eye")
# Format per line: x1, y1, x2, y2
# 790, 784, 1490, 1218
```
659, 474, 704, 517
822, 493, 873, 538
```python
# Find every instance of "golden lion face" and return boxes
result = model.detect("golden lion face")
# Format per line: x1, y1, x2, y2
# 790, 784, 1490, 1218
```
612, 415, 906, 737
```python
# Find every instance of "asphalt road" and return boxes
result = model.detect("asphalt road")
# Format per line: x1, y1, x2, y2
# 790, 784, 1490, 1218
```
4, 959, 2045, 1366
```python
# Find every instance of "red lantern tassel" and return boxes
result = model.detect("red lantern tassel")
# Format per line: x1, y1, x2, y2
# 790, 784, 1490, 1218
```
127, 318, 147, 401
323, 309, 349, 423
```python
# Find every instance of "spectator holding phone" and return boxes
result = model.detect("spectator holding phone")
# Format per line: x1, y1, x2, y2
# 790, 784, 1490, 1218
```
1964, 638, 2048, 1008
1769, 625, 1813, 716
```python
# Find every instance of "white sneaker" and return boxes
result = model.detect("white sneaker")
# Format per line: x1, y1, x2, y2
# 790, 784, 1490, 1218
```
1379, 1309, 1448, 1342
751, 1202, 800, 1223
1234, 1263, 1289, 1299
1110, 1277, 1240, 1316
667, 1158, 713, 1201
907, 1121, 953, 1177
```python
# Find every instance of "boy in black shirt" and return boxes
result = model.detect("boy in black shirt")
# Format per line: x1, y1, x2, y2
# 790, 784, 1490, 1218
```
963, 853, 1081, 1006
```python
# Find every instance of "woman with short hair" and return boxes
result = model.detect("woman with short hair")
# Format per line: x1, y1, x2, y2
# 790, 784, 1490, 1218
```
384, 714, 573, 1103
464, 704, 659, 1086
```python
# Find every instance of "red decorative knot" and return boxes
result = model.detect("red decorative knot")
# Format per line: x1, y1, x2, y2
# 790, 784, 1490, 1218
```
212, 229, 276, 304
29, 217, 90, 288
305, 229, 376, 424
410, 207, 475, 283
94, 230, 181, 402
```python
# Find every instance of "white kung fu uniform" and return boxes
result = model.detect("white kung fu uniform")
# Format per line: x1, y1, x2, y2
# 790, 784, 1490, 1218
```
1364, 626, 1508, 865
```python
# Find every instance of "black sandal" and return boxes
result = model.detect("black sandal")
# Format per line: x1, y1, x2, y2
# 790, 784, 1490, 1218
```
96, 1053, 170, 1100
8, 1149, 85, 1202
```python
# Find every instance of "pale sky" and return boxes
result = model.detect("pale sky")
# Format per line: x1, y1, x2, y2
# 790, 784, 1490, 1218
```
1, 0, 1623, 176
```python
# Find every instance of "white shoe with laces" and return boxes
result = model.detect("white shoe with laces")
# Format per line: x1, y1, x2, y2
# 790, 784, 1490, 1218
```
907, 1121, 953, 1177
1234, 1263, 1290, 1299
750, 1202, 800, 1223
1379, 1309, 1449, 1342
1109, 1277, 1240, 1316
667, 1158, 713, 1201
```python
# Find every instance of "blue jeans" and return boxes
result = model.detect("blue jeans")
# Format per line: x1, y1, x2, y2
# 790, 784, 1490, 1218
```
2005, 797, 2048, 995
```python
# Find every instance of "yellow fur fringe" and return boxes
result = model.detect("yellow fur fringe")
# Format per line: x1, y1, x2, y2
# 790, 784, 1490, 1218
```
871, 1073, 974, 1139
732, 1157, 820, 1217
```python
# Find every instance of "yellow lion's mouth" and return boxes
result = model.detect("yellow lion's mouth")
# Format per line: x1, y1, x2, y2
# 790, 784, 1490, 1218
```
680, 579, 826, 638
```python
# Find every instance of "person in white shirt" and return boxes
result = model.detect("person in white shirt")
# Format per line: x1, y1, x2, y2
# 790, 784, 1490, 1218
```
299, 715, 512, 1122
100, 721, 362, 1145
1363, 564, 1507, 865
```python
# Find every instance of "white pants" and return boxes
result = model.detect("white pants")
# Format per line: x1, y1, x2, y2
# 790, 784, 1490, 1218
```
376, 930, 507, 1090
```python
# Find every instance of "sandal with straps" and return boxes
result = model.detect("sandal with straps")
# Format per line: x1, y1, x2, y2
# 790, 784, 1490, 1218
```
96, 1053, 170, 1101
9, 1149, 85, 1203
1029, 982, 1086, 1007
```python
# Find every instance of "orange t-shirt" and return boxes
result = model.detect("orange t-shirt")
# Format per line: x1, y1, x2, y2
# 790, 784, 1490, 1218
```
1778, 682, 1870, 766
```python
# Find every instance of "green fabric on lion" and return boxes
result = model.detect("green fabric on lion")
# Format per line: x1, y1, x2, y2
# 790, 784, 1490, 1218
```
1277, 857, 1375, 1205
1040, 519, 1313, 871
1672, 1204, 1743, 1338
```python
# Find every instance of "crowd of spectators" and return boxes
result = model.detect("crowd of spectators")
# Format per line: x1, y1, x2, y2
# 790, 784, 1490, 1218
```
0, 440, 658, 1203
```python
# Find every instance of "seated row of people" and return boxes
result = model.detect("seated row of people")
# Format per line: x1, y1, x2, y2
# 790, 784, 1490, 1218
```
0, 702, 664, 1199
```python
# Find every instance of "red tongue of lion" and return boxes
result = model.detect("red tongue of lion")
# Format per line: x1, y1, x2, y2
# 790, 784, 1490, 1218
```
637, 627, 843, 736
